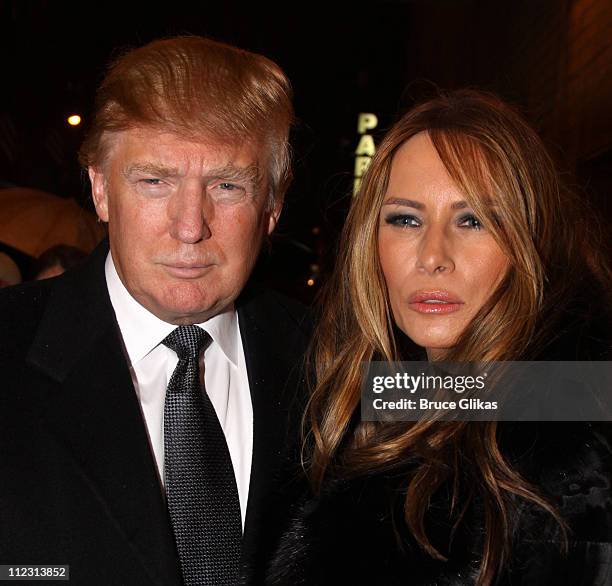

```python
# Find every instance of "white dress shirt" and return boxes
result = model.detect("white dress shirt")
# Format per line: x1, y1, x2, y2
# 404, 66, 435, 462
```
104, 253, 253, 527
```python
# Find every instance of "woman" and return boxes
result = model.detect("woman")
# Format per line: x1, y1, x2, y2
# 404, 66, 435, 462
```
268, 91, 612, 585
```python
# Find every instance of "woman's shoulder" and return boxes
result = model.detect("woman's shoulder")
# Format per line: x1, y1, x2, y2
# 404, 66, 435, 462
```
493, 421, 612, 584
499, 421, 612, 541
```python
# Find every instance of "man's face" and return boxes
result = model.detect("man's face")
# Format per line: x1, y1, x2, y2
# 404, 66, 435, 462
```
90, 127, 280, 325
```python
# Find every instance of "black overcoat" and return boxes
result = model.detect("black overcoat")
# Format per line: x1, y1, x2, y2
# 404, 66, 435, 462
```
0, 241, 311, 585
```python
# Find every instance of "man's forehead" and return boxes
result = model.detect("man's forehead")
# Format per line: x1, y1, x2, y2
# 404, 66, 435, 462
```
103, 126, 265, 173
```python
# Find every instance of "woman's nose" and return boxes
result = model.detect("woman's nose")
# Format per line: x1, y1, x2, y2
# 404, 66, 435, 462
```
415, 226, 455, 274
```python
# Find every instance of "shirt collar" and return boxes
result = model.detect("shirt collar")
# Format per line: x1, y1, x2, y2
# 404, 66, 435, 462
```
105, 252, 239, 367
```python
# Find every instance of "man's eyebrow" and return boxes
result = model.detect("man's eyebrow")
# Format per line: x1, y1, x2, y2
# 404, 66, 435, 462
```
123, 162, 180, 178
122, 162, 263, 185
382, 198, 472, 210
205, 163, 262, 185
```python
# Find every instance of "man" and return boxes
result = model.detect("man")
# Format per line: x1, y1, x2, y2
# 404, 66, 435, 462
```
0, 37, 310, 585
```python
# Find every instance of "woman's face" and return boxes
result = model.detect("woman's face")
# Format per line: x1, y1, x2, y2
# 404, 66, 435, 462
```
378, 131, 509, 359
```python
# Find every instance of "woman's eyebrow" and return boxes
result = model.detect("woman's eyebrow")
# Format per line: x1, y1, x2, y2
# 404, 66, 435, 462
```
383, 197, 473, 210
382, 197, 424, 209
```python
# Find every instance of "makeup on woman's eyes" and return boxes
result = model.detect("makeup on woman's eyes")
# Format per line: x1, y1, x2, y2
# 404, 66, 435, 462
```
381, 205, 487, 231
383, 212, 422, 228
456, 212, 484, 230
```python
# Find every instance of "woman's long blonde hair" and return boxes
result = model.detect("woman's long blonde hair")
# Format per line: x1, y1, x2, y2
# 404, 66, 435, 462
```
307, 90, 609, 585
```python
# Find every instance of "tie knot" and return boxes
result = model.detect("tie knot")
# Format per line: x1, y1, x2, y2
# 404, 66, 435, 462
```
162, 325, 210, 360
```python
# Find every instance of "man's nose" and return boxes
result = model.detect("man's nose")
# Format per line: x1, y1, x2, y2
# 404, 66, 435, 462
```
169, 183, 211, 243
415, 225, 455, 274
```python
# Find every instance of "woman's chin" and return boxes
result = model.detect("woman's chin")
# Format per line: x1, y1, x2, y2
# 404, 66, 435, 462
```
402, 332, 457, 356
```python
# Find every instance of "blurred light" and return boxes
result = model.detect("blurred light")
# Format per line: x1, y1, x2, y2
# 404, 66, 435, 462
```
312, 226, 320, 235
307, 278, 315, 287
67, 115, 82, 126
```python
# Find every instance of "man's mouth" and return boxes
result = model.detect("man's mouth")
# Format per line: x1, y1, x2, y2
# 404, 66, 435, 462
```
161, 263, 215, 278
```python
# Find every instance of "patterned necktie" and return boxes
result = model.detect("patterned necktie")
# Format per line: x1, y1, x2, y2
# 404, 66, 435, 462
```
162, 325, 242, 585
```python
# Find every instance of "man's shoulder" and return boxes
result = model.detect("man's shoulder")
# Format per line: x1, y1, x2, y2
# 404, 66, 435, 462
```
0, 244, 109, 367
0, 278, 56, 355
236, 283, 313, 335
0, 276, 54, 311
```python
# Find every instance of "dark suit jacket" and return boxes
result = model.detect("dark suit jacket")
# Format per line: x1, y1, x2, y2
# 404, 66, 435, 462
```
0, 242, 312, 585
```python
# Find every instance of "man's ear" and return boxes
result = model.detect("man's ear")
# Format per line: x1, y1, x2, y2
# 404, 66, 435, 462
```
88, 167, 109, 222
267, 197, 283, 236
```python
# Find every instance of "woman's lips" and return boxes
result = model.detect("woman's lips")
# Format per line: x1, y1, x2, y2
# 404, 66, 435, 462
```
408, 290, 464, 314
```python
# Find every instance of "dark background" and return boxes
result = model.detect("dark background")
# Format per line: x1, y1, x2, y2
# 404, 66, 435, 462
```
1, 0, 610, 301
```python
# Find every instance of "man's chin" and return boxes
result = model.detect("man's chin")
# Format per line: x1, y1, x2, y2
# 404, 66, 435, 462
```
150, 295, 234, 325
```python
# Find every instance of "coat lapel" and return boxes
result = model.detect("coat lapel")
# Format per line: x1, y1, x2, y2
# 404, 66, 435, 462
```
237, 286, 311, 575
26, 243, 182, 586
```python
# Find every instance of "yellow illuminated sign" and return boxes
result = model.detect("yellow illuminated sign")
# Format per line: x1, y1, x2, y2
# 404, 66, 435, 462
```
354, 113, 378, 195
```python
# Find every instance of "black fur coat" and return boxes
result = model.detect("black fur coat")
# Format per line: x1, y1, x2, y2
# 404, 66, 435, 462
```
267, 293, 612, 585
267, 421, 612, 585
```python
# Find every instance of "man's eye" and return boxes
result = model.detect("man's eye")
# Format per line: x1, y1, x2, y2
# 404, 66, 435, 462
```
457, 214, 483, 230
136, 178, 171, 198
384, 213, 421, 228
209, 182, 248, 202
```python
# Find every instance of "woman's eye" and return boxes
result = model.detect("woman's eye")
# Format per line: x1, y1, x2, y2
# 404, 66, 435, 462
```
385, 214, 421, 228
457, 214, 483, 230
